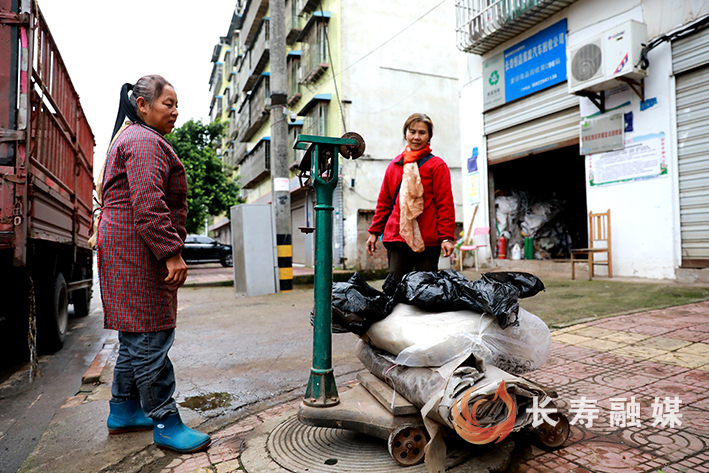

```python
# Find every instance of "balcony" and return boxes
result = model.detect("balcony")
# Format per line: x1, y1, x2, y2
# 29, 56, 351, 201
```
299, 0, 319, 15
240, 138, 270, 189
235, 99, 250, 141
240, 0, 268, 49
236, 50, 251, 93
228, 107, 238, 140
286, 0, 303, 44
243, 19, 270, 93
288, 121, 304, 169
239, 74, 270, 143
455, 0, 578, 55
233, 140, 248, 167
287, 51, 302, 106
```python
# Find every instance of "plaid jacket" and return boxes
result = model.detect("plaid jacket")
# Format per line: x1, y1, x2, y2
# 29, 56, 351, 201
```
98, 124, 188, 332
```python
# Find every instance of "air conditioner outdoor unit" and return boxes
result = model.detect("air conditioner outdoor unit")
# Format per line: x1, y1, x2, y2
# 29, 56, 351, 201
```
568, 20, 648, 95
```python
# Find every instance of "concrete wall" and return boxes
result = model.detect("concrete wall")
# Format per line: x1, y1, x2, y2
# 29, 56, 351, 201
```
457, 0, 709, 279
340, 0, 464, 268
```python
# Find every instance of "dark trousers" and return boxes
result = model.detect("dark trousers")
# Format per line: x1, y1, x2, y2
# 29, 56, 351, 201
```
111, 329, 177, 420
385, 242, 441, 288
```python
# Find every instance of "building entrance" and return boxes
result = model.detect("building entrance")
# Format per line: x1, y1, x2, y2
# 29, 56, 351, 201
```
489, 145, 587, 259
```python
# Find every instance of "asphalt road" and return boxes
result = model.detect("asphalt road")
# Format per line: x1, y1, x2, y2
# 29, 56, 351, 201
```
0, 275, 108, 473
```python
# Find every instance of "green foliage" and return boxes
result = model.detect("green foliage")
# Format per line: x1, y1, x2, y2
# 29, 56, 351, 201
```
166, 119, 242, 234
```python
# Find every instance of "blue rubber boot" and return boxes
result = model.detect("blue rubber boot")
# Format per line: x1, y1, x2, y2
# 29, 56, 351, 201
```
153, 412, 211, 453
107, 399, 153, 434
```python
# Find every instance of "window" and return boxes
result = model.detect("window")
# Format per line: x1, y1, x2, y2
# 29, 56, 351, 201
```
302, 19, 329, 81
287, 54, 301, 101
304, 102, 328, 136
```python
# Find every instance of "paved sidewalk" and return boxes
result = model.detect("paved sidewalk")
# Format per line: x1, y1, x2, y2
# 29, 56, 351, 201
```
116, 301, 709, 473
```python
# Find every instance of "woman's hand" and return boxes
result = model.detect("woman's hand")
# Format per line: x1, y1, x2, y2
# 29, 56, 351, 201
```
366, 233, 379, 256
441, 240, 455, 258
165, 253, 188, 287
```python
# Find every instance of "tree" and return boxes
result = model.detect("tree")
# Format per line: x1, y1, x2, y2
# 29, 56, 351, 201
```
167, 119, 241, 234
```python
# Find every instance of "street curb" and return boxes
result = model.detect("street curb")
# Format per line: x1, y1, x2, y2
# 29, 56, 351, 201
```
81, 338, 117, 384
182, 279, 234, 288
182, 272, 357, 289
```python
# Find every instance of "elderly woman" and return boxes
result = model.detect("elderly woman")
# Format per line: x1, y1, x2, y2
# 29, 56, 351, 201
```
366, 113, 456, 288
97, 75, 209, 453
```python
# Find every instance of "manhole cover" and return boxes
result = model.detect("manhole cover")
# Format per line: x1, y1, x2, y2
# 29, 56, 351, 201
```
268, 415, 475, 473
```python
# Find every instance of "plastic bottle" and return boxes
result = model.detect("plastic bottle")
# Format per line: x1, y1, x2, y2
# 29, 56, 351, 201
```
512, 243, 522, 260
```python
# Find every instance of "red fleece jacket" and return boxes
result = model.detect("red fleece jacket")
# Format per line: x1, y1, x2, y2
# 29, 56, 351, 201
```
368, 152, 455, 246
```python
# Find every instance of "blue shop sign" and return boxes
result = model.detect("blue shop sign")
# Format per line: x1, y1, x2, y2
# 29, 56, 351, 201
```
504, 19, 567, 103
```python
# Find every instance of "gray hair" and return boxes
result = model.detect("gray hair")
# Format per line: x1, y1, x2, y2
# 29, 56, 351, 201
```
130, 74, 173, 112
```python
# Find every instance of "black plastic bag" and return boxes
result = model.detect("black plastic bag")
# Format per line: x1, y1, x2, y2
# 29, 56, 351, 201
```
324, 270, 544, 334
461, 278, 521, 328
392, 270, 468, 312
393, 269, 529, 329
327, 273, 391, 335
480, 271, 545, 299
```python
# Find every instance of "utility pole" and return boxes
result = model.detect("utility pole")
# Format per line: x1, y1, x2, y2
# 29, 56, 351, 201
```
269, 0, 292, 292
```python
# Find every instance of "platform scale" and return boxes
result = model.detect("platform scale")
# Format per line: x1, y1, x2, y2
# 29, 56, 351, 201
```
293, 133, 570, 467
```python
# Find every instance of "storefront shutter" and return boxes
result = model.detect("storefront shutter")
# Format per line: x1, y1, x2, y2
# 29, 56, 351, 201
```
674, 28, 709, 266
485, 83, 580, 164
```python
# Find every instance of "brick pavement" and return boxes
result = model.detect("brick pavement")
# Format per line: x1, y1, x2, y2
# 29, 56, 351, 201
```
150, 302, 709, 473
517, 300, 709, 473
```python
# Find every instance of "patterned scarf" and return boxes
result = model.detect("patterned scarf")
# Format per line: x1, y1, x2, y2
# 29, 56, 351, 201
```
399, 144, 431, 252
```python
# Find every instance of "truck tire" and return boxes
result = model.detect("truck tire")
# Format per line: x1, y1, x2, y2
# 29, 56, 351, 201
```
72, 266, 93, 318
72, 287, 92, 318
38, 272, 69, 353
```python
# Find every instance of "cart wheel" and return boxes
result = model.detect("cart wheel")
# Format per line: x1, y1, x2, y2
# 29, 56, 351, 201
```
535, 412, 570, 448
387, 425, 427, 466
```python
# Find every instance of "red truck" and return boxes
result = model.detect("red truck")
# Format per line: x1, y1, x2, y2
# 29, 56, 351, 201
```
1, 0, 95, 353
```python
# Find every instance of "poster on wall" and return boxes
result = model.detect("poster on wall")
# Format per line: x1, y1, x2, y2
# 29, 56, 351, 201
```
588, 133, 667, 186
483, 19, 568, 111
467, 147, 481, 205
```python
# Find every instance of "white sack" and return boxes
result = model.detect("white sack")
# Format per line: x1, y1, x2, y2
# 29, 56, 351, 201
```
364, 304, 550, 374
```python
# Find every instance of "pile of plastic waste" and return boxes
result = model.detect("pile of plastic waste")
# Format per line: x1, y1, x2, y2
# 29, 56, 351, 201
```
496, 190, 573, 259
324, 270, 554, 472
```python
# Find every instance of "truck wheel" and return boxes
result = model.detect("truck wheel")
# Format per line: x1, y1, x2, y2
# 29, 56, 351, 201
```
72, 266, 92, 318
221, 251, 233, 267
38, 272, 69, 353
72, 287, 92, 318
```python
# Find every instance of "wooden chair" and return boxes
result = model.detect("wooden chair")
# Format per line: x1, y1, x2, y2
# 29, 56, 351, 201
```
456, 205, 477, 271
571, 209, 612, 280
456, 205, 494, 271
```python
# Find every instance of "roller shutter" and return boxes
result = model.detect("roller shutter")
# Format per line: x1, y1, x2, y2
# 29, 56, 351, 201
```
674, 28, 709, 267
485, 83, 580, 164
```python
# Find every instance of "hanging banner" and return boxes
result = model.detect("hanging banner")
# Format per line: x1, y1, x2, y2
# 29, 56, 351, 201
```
483, 19, 568, 111
588, 133, 667, 186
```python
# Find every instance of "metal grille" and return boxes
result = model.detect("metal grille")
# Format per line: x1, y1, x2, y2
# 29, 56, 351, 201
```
484, 83, 579, 163
455, 0, 578, 55
675, 62, 709, 264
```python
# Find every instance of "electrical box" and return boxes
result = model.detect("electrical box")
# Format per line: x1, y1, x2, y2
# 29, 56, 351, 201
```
230, 203, 277, 296
568, 20, 648, 94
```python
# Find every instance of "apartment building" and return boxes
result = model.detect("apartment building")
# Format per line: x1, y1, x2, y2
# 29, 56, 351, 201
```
209, 0, 462, 270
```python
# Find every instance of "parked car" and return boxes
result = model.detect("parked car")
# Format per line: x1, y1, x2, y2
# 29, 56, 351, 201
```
183, 235, 233, 267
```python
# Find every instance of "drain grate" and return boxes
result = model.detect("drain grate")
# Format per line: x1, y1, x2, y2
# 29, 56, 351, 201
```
268, 415, 475, 473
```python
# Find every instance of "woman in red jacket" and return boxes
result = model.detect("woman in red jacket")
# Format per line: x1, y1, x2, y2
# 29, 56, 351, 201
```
366, 113, 456, 288
98, 75, 209, 453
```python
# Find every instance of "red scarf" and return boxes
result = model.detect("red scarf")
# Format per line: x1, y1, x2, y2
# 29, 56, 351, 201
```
402, 143, 432, 164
